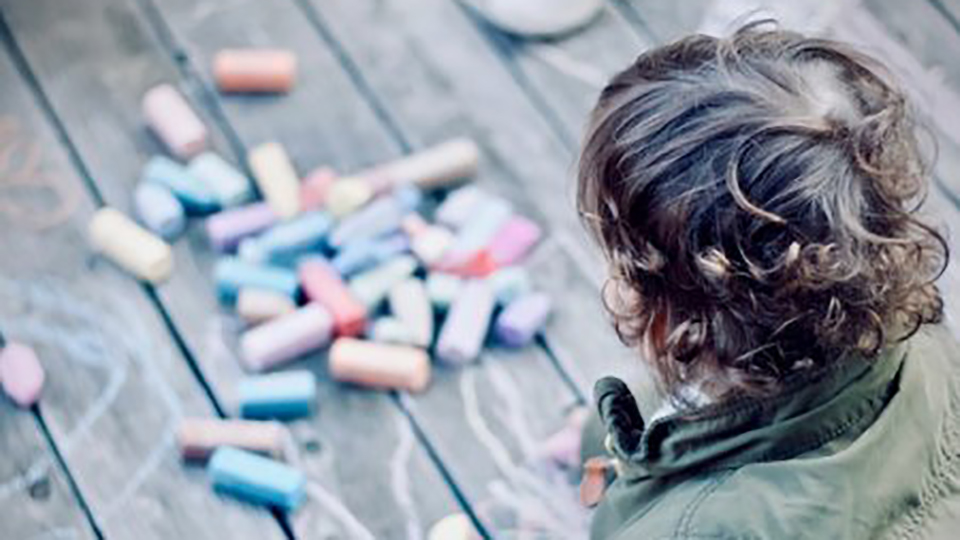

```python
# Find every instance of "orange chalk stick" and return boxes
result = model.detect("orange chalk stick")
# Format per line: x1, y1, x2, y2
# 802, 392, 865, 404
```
177, 417, 286, 461
329, 338, 431, 393
214, 49, 297, 93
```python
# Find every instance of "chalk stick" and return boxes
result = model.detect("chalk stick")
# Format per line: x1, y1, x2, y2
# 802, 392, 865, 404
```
428, 514, 477, 540
331, 233, 409, 277
248, 142, 301, 219
538, 407, 588, 468
188, 152, 254, 207
89, 207, 174, 283
360, 138, 479, 191
488, 267, 532, 305
300, 166, 336, 211
205, 202, 278, 252
298, 258, 366, 337
494, 292, 552, 347
214, 257, 299, 303
436, 279, 495, 365
580, 457, 611, 508
213, 49, 297, 93
236, 288, 297, 325
439, 249, 498, 278
0, 342, 44, 408
489, 215, 542, 266
388, 278, 433, 347
403, 214, 453, 266
142, 156, 219, 215
208, 447, 306, 510
240, 303, 333, 372
348, 255, 418, 309
368, 317, 418, 346
329, 186, 422, 248
329, 338, 431, 393
141, 83, 208, 159
426, 273, 463, 310
239, 211, 332, 265
325, 177, 374, 219
178, 417, 286, 460
133, 182, 186, 240
238, 370, 317, 419
443, 198, 512, 263
435, 185, 489, 230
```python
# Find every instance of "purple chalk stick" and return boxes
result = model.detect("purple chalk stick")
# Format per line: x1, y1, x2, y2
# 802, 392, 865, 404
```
494, 292, 552, 347
205, 202, 278, 251
435, 280, 495, 365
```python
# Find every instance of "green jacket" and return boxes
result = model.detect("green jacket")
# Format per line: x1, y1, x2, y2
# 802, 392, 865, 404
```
585, 325, 960, 539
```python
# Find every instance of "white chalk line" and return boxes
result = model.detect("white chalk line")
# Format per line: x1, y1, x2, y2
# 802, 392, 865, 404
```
389, 414, 423, 540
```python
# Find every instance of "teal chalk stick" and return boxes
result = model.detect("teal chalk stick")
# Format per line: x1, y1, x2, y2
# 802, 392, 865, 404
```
142, 155, 219, 215
238, 370, 317, 419
208, 447, 306, 510
214, 257, 299, 303
188, 152, 254, 207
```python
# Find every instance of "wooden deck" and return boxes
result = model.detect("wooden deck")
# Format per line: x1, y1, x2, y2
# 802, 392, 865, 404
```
2, 0, 960, 538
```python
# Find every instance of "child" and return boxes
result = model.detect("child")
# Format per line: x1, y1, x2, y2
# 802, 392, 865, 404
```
577, 22, 960, 539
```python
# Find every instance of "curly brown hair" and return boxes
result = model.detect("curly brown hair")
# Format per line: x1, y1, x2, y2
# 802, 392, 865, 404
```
578, 22, 948, 400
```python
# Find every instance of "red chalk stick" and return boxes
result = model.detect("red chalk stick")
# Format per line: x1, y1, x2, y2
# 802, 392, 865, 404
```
0, 342, 44, 408
298, 258, 367, 337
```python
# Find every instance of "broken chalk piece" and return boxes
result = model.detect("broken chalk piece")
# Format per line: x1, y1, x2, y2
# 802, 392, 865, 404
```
329, 186, 422, 248
134, 182, 186, 241
329, 338, 431, 393
495, 292, 552, 347
0, 342, 44, 408
205, 202, 278, 252
214, 49, 297, 94
436, 279, 496, 365
488, 215, 542, 266
240, 303, 333, 372
236, 288, 297, 325
298, 258, 366, 337
142, 155, 219, 215
208, 447, 306, 510
331, 233, 409, 277
240, 210, 332, 265
142, 83, 208, 159
300, 166, 337, 211
188, 152, 254, 208
488, 267, 532, 305
426, 272, 463, 311
435, 185, 489, 230
403, 214, 453, 267
388, 278, 433, 347
348, 255, 418, 309
178, 417, 286, 461
361, 138, 480, 191
248, 142, 301, 219
369, 317, 417, 346
214, 257, 299, 303
427, 513, 478, 540
325, 177, 373, 219
239, 370, 317, 419
89, 207, 174, 283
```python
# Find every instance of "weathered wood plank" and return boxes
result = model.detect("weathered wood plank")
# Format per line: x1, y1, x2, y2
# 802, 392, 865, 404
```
0, 14, 286, 539
1, 0, 466, 536
142, 0, 596, 533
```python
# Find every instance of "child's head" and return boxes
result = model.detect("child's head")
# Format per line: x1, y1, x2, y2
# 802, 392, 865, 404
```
578, 23, 947, 399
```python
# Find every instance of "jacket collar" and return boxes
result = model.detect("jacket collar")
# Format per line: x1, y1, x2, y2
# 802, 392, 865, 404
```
595, 343, 908, 479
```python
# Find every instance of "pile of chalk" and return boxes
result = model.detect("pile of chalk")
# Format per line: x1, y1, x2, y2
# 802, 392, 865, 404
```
83, 49, 553, 517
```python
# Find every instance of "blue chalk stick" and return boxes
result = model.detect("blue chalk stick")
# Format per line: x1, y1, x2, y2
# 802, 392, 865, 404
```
142, 156, 219, 215
208, 447, 306, 510
329, 186, 422, 248
188, 152, 254, 207
239, 370, 317, 419
244, 211, 332, 265
446, 197, 512, 259
214, 257, 299, 303
134, 182, 186, 240
332, 233, 410, 277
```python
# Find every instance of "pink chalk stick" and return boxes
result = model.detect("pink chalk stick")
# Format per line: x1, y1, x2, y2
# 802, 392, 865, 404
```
142, 84, 208, 159
298, 258, 367, 337
435, 280, 495, 365
0, 342, 45, 408
329, 338, 431, 393
205, 203, 278, 251
488, 215, 542, 266
240, 303, 333, 372
300, 167, 337, 211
